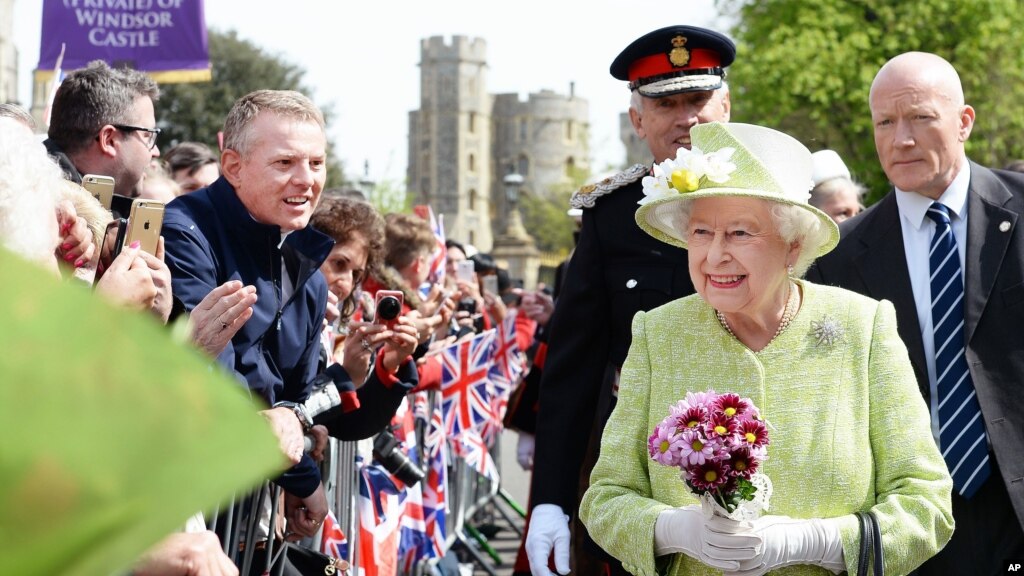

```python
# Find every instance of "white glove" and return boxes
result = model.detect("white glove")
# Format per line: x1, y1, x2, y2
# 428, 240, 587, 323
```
526, 504, 571, 576
724, 515, 846, 576
517, 433, 535, 470
655, 505, 761, 571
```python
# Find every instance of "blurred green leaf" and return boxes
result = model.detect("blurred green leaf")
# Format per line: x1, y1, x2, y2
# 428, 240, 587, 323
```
0, 249, 283, 575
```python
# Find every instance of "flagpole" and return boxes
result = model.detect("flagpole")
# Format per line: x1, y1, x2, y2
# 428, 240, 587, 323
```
42, 43, 66, 128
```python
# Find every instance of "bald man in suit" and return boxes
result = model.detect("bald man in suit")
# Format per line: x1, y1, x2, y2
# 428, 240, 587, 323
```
809, 52, 1024, 575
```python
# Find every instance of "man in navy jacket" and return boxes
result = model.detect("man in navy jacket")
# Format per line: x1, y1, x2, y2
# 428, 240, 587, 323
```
163, 90, 337, 534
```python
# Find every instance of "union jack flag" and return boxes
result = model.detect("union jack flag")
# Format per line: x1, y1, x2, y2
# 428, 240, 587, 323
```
358, 458, 403, 576
320, 510, 349, 560
492, 311, 526, 386
483, 312, 524, 441
453, 429, 499, 482
422, 402, 448, 557
441, 330, 496, 436
413, 205, 447, 286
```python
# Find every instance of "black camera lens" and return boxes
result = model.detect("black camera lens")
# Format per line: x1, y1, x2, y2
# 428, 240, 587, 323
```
377, 295, 402, 321
373, 431, 425, 487
457, 298, 476, 314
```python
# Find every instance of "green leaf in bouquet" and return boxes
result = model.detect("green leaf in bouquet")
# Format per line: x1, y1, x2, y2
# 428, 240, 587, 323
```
0, 249, 284, 575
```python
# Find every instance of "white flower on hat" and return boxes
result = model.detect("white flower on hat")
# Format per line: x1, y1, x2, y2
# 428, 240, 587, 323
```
638, 146, 737, 205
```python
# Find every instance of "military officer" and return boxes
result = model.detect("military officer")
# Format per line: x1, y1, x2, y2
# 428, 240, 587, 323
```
525, 25, 736, 576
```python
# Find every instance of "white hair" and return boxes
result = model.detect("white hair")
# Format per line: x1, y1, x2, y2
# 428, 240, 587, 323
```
0, 131, 62, 267
671, 197, 831, 277
629, 82, 730, 112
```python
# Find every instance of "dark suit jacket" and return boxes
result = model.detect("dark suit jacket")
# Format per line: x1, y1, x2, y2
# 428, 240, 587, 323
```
531, 172, 695, 514
808, 161, 1024, 531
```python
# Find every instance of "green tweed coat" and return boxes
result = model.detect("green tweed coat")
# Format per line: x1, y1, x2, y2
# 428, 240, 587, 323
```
580, 280, 954, 576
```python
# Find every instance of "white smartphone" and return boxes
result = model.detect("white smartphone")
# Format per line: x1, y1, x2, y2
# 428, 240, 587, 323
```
455, 260, 475, 283
482, 274, 499, 295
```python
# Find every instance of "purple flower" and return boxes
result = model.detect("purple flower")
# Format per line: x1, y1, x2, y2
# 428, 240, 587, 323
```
678, 427, 716, 466
648, 422, 685, 466
688, 459, 730, 491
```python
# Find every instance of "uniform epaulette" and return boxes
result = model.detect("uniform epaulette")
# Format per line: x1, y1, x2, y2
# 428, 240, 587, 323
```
570, 163, 649, 209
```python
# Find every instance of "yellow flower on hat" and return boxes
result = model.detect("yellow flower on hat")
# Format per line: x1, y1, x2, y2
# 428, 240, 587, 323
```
671, 169, 700, 192
639, 145, 738, 205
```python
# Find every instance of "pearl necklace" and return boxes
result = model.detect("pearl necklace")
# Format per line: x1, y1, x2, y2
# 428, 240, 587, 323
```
716, 281, 800, 351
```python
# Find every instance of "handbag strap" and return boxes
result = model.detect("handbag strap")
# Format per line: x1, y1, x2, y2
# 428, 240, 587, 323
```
868, 511, 884, 576
855, 511, 884, 576
855, 512, 872, 576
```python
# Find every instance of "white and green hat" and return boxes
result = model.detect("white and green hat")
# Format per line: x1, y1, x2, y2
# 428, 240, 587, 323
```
634, 122, 840, 257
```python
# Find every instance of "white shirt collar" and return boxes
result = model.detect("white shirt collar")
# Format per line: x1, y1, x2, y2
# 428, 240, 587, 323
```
894, 158, 971, 229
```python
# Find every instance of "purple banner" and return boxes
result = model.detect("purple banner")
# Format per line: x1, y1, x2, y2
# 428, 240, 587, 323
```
38, 0, 209, 77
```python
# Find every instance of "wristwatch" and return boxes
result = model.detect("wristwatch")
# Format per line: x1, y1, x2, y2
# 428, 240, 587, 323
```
273, 400, 312, 431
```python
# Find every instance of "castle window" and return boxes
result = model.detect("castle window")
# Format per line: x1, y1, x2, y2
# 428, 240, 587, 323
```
566, 121, 574, 141
519, 118, 528, 141
469, 188, 477, 211
518, 155, 530, 177
468, 112, 476, 134
468, 153, 475, 172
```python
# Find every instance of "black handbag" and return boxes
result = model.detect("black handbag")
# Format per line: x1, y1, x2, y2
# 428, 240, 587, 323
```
247, 541, 349, 576
855, 511, 884, 576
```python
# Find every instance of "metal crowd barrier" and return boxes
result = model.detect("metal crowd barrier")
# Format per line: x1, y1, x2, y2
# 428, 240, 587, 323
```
205, 389, 525, 576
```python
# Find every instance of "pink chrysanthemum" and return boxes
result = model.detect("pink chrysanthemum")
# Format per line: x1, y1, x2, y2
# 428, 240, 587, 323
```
684, 389, 718, 410
674, 405, 709, 432
705, 411, 738, 441
678, 427, 716, 466
737, 418, 770, 449
648, 423, 685, 466
726, 446, 760, 479
715, 393, 752, 418
688, 459, 730, 491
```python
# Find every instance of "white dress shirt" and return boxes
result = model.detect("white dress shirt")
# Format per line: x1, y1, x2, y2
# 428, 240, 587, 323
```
894, 159, 971, 446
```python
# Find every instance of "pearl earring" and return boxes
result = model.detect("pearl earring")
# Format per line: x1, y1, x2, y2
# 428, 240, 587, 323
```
787, 264, 794, 277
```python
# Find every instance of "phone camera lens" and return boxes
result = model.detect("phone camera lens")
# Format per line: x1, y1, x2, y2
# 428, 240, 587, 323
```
377, 296, 402, 321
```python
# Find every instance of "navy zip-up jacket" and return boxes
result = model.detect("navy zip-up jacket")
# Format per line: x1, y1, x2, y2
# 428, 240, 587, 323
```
163, 177, 333, 497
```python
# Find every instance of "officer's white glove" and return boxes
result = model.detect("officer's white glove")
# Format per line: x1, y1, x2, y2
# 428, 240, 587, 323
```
655, 505, 760, 571
526, 504, 571, 576
724, 515, 846, 576
516, 433, 535, 470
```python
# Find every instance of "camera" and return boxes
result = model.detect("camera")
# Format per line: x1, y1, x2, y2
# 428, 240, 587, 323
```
456, 298, 477, 315
374, 290, 403, 329
373, 428, 425, 487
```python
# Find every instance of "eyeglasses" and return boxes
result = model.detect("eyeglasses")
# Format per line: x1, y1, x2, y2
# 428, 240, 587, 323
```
113, 124, 161, 150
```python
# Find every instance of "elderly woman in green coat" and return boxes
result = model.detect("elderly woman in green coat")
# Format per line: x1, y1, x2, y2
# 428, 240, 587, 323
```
579, 122, 953, 576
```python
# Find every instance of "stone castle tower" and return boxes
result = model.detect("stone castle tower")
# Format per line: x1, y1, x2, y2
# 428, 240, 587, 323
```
620, 111, 649, 167
407, 36, 493, 249
407, 35, 590, 252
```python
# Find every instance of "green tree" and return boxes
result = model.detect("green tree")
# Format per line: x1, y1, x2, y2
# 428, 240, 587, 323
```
155, 29, 346, 187
519, 166, 591, 255
717, 0, 1024, 204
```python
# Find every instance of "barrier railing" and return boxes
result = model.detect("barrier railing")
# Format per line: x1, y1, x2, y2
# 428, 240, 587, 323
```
206, 389, 525, 576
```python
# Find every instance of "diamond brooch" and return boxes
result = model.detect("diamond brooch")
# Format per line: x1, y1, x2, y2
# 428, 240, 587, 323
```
811, 315, 844, 348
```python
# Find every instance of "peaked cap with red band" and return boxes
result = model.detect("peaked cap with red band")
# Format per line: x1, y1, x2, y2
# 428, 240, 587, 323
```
610, 25, 736, 97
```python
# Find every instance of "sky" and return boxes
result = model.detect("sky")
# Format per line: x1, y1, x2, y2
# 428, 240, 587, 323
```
13, 0, 725, 186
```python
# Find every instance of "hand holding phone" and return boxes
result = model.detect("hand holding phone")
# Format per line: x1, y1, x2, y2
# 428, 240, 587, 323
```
125, 199, 165, 255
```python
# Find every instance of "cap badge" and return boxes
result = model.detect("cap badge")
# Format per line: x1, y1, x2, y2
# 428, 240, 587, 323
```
669, 35, 690, 67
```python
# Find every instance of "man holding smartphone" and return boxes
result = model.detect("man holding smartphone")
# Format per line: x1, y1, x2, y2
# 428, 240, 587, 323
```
42, 61, 174, 322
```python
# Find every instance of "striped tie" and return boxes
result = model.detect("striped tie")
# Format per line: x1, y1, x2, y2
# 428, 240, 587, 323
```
926, 202, 990, 499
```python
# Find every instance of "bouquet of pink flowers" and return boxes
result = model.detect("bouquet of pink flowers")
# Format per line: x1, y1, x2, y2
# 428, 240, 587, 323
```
648, 390, 770, 514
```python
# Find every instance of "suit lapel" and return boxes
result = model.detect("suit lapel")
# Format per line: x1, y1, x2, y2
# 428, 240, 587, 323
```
964, 162, 1018, 344
852, 193, 928, 387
